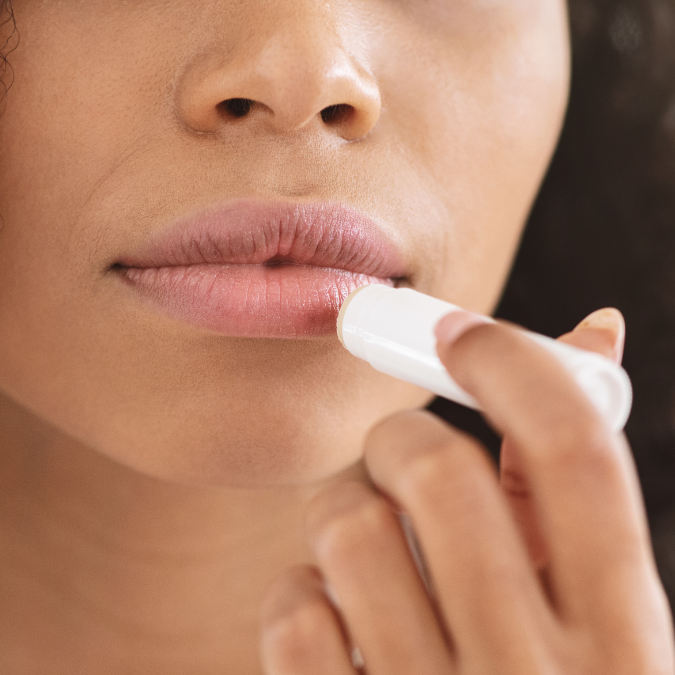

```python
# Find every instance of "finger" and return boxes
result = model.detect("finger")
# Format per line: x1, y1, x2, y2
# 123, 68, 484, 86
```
364, 410, 554, 672
557, 307, 625, 363
260, 566, 357, 675
434, 313, 652, 620
306, 481, 457, 675
500, 435, 549, 570
500, 308, 625, 570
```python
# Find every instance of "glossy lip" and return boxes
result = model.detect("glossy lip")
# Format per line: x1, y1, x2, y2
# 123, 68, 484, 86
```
115, 200, 407, 338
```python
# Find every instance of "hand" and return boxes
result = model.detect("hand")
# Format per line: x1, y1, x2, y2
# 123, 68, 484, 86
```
260, 309, 674, 675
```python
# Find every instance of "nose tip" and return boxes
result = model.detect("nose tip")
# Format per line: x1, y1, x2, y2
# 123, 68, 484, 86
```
252, 49, 382, 139
177, 18, 382, 142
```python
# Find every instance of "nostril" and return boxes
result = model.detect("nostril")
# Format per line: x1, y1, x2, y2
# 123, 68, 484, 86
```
219, 98, 254, 118
320, 104, 354, 126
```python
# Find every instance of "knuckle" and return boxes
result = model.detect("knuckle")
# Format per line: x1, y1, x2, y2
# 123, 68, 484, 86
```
396, 438, 453, 498
395, 432, 492, 506
364, 409, 448, 460
540, 413, 620, 479
262, 593, 337, 668
260, 565, 322, 627
310, 484, 395, 564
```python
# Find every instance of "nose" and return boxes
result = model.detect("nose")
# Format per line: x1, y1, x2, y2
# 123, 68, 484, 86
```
176, 3, 381, 142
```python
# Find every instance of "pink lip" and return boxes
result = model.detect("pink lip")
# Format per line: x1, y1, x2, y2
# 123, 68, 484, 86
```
116, 201, 406, 338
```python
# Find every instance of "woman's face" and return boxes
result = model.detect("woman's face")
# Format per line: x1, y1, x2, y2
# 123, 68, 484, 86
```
0, 0, 569, 486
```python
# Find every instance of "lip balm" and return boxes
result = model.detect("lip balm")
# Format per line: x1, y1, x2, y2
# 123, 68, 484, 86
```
337, 285, 633, 432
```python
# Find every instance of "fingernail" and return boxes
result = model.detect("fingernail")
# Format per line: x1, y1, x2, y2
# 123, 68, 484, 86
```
575, 308, 625, 362
434, 310, 494, 346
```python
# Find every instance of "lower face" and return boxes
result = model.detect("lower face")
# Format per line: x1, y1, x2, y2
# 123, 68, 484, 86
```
0, 0, 569, 487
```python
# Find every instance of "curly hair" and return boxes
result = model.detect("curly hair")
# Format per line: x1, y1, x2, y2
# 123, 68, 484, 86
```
0, 0, 17, 115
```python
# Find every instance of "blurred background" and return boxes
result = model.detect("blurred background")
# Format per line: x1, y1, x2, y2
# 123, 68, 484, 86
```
431, 0, 675, 612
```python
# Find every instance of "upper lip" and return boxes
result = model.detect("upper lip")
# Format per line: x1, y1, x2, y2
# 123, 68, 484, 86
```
116, 200, 407, 280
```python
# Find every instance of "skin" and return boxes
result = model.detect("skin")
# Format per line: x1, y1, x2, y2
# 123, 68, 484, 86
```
0, 1, 671, 674
262, 316, 674, 675
0, 0, 568, 485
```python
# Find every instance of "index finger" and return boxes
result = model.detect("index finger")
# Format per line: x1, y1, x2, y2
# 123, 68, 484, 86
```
434, 313, 654, 621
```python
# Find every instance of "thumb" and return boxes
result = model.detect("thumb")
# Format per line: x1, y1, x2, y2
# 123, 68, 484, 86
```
557, 307, 625, 364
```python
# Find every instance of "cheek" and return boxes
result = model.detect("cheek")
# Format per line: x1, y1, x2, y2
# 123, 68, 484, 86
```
0, 0, 569, 488
374, 0, 570, 309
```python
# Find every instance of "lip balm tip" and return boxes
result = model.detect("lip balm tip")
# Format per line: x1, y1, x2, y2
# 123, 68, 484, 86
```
337, 285, 368, 348
336, 313, 346, 348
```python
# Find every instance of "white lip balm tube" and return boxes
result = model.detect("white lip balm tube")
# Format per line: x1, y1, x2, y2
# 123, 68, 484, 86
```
337, 285, 633, 432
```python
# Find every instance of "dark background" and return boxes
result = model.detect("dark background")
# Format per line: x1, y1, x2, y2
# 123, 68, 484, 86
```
430, 0, 675, 611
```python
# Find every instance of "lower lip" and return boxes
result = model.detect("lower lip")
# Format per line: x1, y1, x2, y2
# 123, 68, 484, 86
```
121, 264, 394, 338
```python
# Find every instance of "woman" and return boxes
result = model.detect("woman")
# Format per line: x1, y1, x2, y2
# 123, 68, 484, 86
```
0, 1, 671, 673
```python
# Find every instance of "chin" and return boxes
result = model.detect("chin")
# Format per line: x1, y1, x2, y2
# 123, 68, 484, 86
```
92, 385, 432, 489
95, 420, 365, 489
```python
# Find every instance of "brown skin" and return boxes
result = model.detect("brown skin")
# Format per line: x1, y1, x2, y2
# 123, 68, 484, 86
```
263, 317, 674, 675
1, 1, 669, 675
0, 0, 568, 485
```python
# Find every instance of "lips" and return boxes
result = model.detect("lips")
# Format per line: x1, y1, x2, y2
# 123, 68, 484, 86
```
116, 201, 406, 338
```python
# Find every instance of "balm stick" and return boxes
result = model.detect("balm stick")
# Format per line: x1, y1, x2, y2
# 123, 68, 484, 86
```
337, 285, 633, 432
